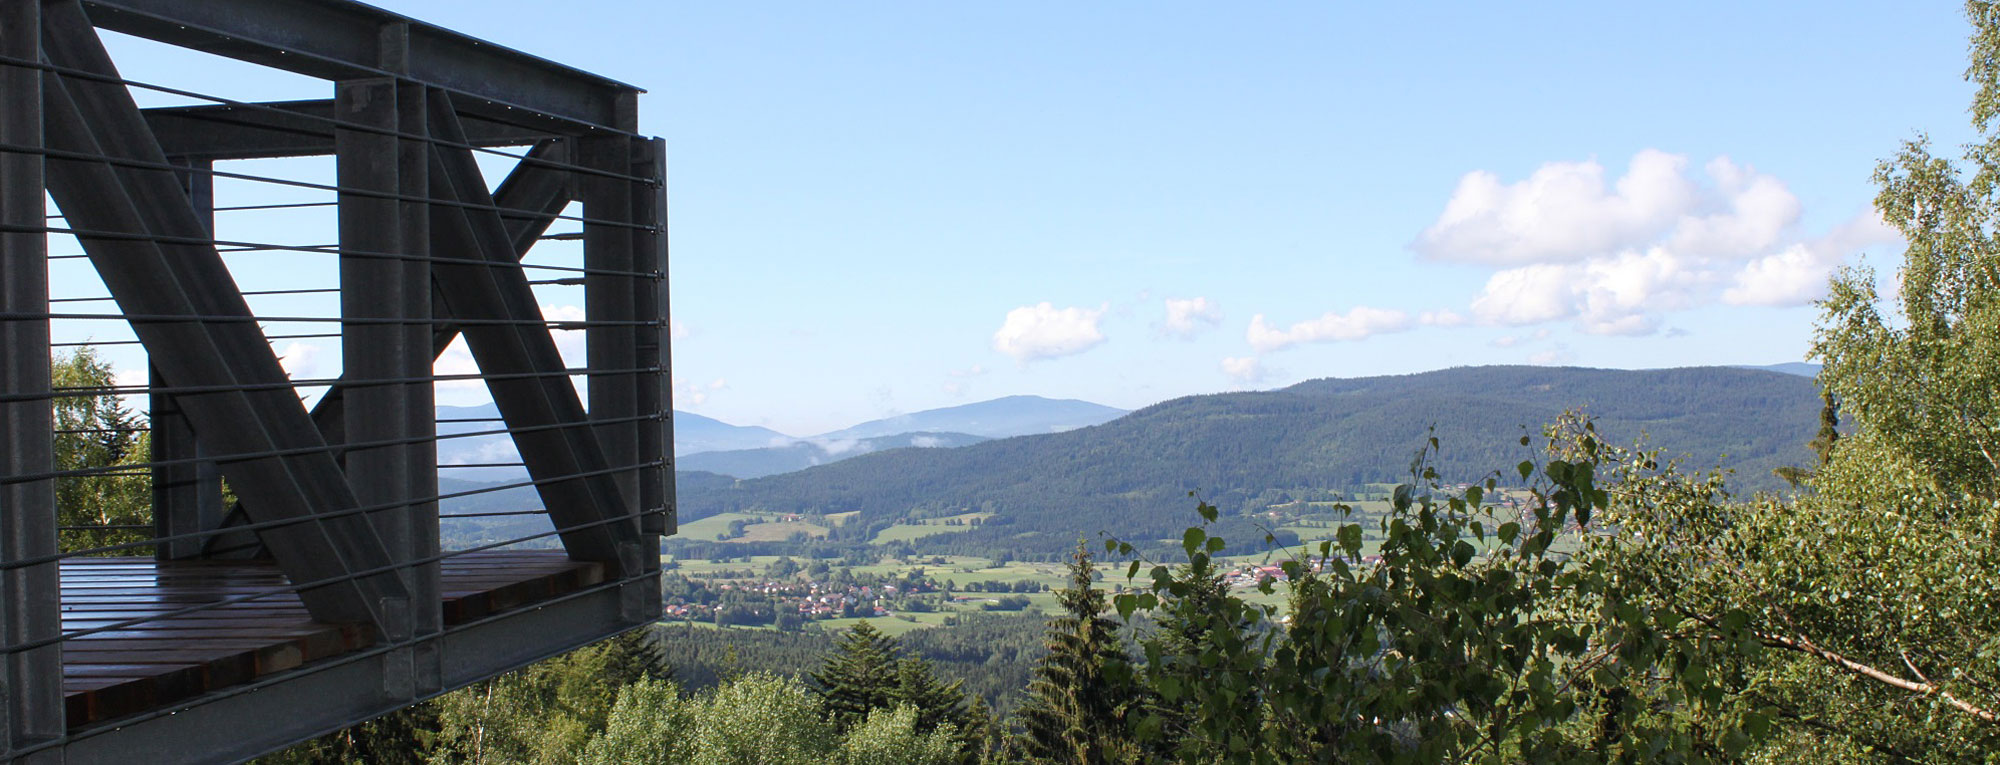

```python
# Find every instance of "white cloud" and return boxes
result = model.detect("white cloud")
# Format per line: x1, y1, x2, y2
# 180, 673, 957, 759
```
1492, 335, 1520, 348
1415, 151, 1901, 334
1418, 310, 1465, 327
1722, 210, 1900, 307
1415, 149, 1696, 265
1220, 355, 1266, 383
1161, 297, 1223, 338
1417, 150, 1808, 267
992, 302, 1108, 362
1665, 157, 1801, 257
1246, 306, 1411, 353
816, 438, 867, 456
910, 435, 946, 448
276, 341, 321, 379
669, 316, 689, 340
1471, 247, 1716, 336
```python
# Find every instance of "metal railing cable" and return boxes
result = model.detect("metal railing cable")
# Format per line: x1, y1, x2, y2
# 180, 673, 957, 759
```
0, 470, 665, 655
3, 411, 666, 488
8, 222, 664, 279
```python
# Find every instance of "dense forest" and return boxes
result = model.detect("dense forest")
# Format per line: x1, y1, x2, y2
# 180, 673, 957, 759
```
672, 365, 1820, 558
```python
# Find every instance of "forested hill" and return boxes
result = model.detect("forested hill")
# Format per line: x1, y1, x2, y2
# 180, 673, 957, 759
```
673, 366, 1822, 556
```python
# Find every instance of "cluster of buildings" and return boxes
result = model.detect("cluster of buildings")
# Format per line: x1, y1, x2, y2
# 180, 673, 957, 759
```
1220, 553, 1383, 590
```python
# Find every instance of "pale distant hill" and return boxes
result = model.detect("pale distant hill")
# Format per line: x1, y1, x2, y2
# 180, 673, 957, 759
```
678, 431, 990, 479
434, 405, 796, 479
673, 411, 795, 456
810, 395, 1127, 441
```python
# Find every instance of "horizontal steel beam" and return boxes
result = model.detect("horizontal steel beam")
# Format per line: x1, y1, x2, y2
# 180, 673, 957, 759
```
80, 0, 639, 133
146, 100, 557, 160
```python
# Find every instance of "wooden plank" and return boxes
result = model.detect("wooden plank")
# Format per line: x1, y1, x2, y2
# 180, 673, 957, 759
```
57, 551, 604, 728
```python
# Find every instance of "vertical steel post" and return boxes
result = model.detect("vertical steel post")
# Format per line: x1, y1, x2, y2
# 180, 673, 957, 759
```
1, 0, 65, 756
635, 137, 672, 543
397, 82, 440, 697
335, 77, 415, 662
580, 135, 640, 522
153, 158, 224, 560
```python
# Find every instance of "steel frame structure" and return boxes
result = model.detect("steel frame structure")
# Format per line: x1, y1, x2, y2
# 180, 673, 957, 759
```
0, 0, 670, 761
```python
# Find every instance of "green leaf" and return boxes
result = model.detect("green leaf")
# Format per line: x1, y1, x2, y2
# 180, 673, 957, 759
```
1517, 460, 1534, 479
1337, 524, 1363, 557
1498, 522, 1520, 544
1197, 501, 1219, 523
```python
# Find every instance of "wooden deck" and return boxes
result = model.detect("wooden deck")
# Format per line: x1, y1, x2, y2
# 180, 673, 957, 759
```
58, 550, 605, 729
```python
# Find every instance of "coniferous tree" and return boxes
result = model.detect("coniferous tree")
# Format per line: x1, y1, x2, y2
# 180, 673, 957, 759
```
813, 622, 903, 729
894, 657, 968, 735
1012, 541, 1141, 764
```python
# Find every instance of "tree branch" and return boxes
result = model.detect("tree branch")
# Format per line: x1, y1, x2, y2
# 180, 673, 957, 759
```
1759, 630, 1999, 726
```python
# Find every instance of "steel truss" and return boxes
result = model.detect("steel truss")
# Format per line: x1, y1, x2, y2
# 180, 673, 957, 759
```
0, 1, 670, 761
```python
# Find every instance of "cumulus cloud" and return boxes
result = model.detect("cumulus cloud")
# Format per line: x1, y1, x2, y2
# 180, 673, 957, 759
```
1221, 355, 1266, 384
669, 316, 689, 340
1246, 306, 1411, 352
1416, 150, 1807, 265
992, 302, 1108, 362
1470, 247, 1714, 336
910, 435, 946, 448
1418, 310, 1465, 327
1161, 297, 1223, 338
1415, 149, 1697, 265
1722, 211, 1899, 307
1666, 157, 1802, 257
1418, 147, 1898, 334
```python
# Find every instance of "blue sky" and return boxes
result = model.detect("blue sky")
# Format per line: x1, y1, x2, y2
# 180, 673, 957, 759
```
66, 2, 1975, 436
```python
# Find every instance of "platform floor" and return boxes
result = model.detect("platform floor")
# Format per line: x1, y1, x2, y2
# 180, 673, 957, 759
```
58, 550, 605, 728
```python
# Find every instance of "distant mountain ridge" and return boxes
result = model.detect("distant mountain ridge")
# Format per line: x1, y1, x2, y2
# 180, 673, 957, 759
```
810, 395, 1127, 441
673, 411, 794, 456
678, 431, 990, 479
440, 396, 1126, 479
674, 365, 1824, 558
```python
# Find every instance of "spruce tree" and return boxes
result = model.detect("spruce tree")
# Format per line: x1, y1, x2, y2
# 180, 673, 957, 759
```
1012, 541, 1141, 764
812, 622, 903, 729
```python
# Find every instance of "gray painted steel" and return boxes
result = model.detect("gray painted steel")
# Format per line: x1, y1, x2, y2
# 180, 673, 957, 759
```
2, 0, 667, 758
151, 159, 225, 562
427, 97, 638, 571
78, 0, 640, 132
40, 0, 407, 629
0, 0, 63, 759
145, 100, 557, 161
